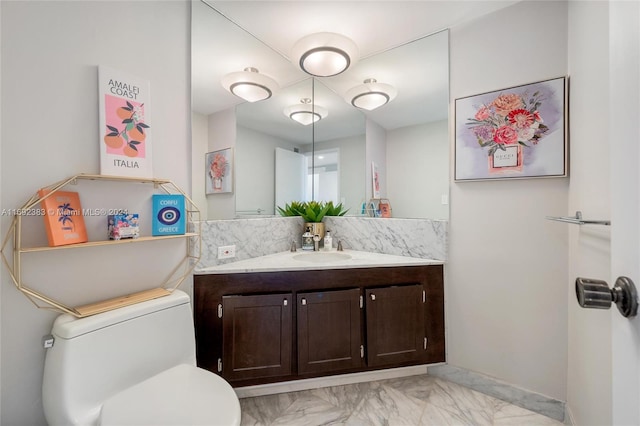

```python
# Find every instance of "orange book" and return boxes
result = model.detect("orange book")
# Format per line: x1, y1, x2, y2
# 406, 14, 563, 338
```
38, 189, 88, 246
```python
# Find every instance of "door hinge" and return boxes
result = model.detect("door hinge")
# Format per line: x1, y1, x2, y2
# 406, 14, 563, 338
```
424, 337, 428, 350
360, 344, 364, 358
359, 295, 363, 308
423, 290, 426, 303
217, 304, 223, 318
217, 358, 223, 372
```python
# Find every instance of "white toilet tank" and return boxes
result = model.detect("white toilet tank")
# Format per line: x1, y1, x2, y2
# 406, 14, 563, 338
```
42, 290, 200, 425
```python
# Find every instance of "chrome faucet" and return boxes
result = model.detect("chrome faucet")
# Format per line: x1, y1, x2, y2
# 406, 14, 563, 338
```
337, 240, 343, 251
290, 240, 297, 252
313, 234, 321, 251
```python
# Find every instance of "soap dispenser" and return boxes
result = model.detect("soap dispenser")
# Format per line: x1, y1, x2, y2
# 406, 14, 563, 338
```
323, 230, 333, 251
302, 226, 314, 251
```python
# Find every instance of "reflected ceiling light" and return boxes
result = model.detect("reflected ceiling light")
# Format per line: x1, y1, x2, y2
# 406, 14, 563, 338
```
291, 32, 358, 77
221, 67, 278, 102
346, 78, 398, 111
283, 98, 328, 126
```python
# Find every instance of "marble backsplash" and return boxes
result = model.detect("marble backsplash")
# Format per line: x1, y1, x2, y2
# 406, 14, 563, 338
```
324, 216, 447, 261
196, 216, 447, 269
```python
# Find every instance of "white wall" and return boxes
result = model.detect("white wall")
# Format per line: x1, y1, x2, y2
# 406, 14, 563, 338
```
206, 108, 235, 219
192, 112, 209, 218
236, 126, 302, 216
448, 0, 569, 400
608, 1, 640, 424
566, 2, 612, 424
0, 1, 190, 424
387, 120, 448, 219
0, 1, 3, 421
315, 134, 366, 216
366, 119, 387, 200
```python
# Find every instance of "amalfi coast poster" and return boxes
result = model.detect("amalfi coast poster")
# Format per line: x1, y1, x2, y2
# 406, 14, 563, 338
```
98, 66, 152, 177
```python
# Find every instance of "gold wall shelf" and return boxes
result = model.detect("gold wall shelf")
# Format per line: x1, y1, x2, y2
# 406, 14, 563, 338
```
18, 233, 199, 253
1, 173, 201, 318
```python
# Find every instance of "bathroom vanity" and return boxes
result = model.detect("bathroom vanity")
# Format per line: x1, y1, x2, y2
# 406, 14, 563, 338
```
194, 251, 445, 387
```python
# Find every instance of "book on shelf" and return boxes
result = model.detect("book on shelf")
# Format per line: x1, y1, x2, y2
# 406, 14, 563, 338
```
152, 194, 186, 236
38, 189, 88, 247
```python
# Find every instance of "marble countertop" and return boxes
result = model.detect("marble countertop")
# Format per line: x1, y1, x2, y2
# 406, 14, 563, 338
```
195, 249, 444, 274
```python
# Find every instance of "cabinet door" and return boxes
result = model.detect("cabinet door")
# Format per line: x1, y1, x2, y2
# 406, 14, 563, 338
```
365, 284, 425, 367
222, 293, 292, 381
297, 288, 362, 375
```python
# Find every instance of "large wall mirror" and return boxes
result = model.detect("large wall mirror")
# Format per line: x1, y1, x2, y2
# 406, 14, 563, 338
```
191, 1, 449, 220
235, 77, 366, 217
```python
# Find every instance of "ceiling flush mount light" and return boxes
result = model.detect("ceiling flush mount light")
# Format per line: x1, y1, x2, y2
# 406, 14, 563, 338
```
346, 78, 398, 111
283, 98, 328, 126
291, 32, 358, 77
221, 67, 278, 102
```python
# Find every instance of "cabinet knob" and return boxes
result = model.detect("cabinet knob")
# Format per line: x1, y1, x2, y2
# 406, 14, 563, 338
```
301, 298, 307, 306
370, 294, 376, 301
576, 276, 638, 318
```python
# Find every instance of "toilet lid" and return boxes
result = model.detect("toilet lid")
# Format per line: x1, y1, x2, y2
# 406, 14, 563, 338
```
100, 364, 241, 426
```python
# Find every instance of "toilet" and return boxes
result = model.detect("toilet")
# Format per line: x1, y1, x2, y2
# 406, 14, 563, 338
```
42, 290, 241, 425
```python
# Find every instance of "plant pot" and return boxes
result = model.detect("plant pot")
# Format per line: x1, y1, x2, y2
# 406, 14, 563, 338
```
304, 222, 325, 241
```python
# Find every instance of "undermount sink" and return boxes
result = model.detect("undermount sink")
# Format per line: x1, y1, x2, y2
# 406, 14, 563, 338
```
292, 252, 352, 263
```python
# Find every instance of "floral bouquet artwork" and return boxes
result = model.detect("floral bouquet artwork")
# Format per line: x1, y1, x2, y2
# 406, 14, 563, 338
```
206, 148, 233, 194
454, 77, 567, 181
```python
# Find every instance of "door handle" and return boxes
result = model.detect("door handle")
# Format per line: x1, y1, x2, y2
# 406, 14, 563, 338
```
575, 276, 638, 318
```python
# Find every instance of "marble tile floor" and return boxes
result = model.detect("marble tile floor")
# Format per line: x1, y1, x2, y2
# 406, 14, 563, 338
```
239, 374, 563, 426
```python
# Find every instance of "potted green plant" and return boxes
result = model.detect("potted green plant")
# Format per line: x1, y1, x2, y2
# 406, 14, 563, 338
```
300, 201, 329, 239
276, 201, 306, 218
324, 201, 349, 218
277, 201, 348, 240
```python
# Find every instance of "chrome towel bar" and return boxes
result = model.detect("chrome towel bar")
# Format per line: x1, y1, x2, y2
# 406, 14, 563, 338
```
546, 211, 610, 226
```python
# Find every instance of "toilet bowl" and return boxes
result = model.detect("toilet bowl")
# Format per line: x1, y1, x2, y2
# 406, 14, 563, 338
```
42, 290, 241, 425
100, 364, 239, 425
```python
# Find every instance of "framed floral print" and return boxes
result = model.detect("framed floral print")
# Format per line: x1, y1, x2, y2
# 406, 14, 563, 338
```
454, 77, 567, 181
372, 161, 381, 198
205, 148, 233, 194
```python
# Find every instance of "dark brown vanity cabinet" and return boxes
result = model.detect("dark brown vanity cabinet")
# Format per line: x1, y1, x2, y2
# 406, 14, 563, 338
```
221, 293, 292, 381
297, 288, 362, 374
194, 265, 445, 387
365, 285, 425, 367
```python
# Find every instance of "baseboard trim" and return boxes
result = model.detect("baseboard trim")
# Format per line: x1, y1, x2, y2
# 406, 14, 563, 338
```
234, 365, 428, 399
427, 365, 565, 422
564, 404, 575, 425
